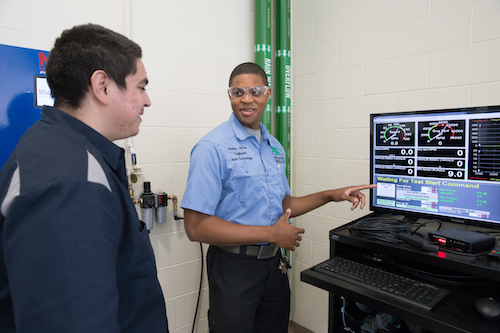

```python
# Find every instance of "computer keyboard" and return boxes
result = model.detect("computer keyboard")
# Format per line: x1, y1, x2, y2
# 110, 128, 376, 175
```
314, 256, 449, 310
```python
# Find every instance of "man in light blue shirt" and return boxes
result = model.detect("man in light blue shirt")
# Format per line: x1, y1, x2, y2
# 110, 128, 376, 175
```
181, 62, 375, 333
182, 112, 289, 227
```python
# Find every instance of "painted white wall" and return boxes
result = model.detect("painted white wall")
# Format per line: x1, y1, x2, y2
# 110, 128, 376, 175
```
0, 1, 253, 332
291, 0, 500, 332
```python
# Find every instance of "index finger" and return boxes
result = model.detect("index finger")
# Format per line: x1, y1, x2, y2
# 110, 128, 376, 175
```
356, 184, 377, 191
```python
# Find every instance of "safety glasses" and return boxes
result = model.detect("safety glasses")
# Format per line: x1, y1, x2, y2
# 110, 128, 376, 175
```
227, 86, 269, 98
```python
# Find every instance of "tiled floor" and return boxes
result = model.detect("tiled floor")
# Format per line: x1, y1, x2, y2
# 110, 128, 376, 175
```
288, 321, 314, 333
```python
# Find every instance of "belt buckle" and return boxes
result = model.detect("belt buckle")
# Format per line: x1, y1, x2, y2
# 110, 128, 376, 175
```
257, 244, 277, 259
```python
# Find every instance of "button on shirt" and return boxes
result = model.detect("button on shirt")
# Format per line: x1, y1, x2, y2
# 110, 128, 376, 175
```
181, 114, 290, 226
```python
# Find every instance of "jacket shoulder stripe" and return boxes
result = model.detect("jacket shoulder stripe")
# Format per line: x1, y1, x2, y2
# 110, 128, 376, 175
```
1, 164, 20, 218
87, 151, 112, 192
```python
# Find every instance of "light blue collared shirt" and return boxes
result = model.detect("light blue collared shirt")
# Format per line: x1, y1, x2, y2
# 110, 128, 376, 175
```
181, 114, 290, 226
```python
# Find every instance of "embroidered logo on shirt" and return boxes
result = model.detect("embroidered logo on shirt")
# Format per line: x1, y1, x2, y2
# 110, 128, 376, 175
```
271, 147, 281, 155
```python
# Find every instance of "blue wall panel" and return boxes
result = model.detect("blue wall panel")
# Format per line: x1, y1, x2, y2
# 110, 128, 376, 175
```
0, 44, 51, 168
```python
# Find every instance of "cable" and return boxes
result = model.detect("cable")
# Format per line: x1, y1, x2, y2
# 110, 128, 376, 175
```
344, 310, 362, 324
397, 264, 490, 287
396, 232, 438, 252
349, 217, 422, 243
410, 219, 442, 234
341, 297, 356, 333
350, 217, 447, 252
191, 242, 204, 333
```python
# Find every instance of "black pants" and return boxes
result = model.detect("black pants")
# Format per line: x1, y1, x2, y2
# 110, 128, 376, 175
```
207, 245, 290, 333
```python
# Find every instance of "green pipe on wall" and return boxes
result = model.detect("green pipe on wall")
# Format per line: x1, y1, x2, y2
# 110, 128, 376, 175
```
275, 0, 291, 182
254, 0, 272, 132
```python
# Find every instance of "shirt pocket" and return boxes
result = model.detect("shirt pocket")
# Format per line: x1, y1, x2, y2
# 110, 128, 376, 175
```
230, 162, 263, 204
269, 159, 286, 193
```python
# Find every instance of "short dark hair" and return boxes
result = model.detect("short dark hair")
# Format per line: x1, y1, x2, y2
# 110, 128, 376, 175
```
229, 62, 268, 87
46, 23, 142, 108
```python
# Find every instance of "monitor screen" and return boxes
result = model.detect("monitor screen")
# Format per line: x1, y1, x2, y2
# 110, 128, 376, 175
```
33, 75, 54, 108
370, 105, 500, 229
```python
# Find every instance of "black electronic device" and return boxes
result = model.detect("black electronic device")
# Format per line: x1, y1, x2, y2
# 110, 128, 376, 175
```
475, 298, 500, 322
313, 257, 449, 310
487, 247, 500, 261
428, 228, 495, 253
397, 232, 439, 252
370, 106, 500, 230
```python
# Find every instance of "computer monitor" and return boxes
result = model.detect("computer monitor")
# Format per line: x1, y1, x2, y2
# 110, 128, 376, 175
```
370, 105, 500, 229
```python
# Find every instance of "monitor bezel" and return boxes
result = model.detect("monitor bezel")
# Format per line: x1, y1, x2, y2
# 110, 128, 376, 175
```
369, 105, 500, 230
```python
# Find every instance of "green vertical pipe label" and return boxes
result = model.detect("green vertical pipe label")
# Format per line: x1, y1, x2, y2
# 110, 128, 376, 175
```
275, 0, 291, 182
255, 0, 272, 132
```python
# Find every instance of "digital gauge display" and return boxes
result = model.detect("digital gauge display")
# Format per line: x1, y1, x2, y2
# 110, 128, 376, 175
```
418, 120, 466, 146
376, 122, 415, 146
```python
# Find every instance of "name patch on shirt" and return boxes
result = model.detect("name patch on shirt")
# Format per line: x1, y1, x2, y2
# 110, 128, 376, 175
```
229, 146, 252, 161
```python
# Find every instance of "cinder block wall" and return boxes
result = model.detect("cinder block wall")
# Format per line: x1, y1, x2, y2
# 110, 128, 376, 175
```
0, 1, 254, 332
290, 1, 500, 332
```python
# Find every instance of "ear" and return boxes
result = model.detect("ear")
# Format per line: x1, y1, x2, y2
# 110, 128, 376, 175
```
266, 87, 272, 103
90, 70, 110, 105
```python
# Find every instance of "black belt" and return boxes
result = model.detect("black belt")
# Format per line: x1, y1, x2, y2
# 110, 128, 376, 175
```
217, 244, 279, 259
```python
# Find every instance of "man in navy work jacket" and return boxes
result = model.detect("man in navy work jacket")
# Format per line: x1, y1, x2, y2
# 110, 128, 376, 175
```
0, 24, 168, 332
181, 62, 376, 333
